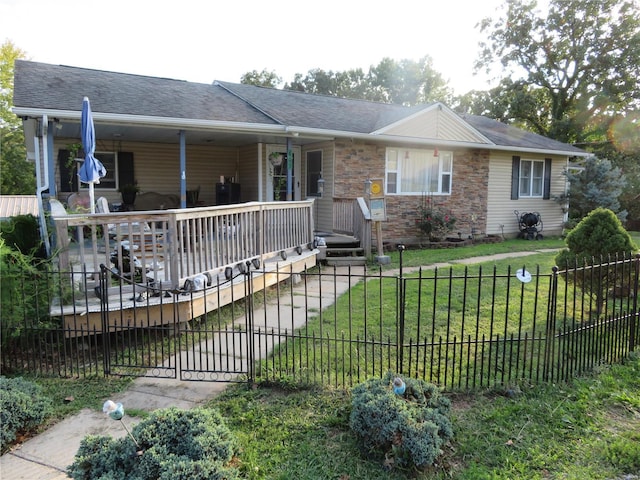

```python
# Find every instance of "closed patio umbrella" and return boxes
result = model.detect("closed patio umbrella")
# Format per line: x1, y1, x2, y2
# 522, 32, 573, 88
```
78, 96, 106, 214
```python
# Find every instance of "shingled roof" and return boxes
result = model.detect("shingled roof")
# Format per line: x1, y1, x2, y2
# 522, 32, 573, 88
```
13, 60, 586, 155
13, 61, 274, 123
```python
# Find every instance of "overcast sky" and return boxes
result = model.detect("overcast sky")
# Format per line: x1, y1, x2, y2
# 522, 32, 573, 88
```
2, 0, 508, 96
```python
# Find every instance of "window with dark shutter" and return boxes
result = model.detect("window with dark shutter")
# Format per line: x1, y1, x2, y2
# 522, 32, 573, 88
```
58, 150, 134, 192
511, 156, 520, 200
117, 152, 135, 187
543, 158, 552, 199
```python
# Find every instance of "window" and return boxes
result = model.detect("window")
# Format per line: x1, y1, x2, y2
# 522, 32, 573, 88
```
519, 159, 544, 197
306, 150, 323, 196
79, 152, 117, 190
385, 148, 452, 195
511, 156, 552, 200
58, 149, 134, 193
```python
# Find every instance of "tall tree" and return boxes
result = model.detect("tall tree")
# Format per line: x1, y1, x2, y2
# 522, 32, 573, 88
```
367, 56, 450, 105
1, 40, 34, 195
240, 69, 282, 88
251, 56, 451, 106
474, 0, 640, 144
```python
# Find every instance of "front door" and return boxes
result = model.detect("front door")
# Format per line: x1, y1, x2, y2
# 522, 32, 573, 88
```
267, 145, 301, 201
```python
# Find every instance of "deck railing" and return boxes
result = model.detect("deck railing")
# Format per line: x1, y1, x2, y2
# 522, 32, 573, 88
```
332, 197, 372, 256
52, 200, 315, 291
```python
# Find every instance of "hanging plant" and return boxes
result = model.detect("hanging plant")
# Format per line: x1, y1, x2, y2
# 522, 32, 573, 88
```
268, 152, 284, 167
66, 142, 83, 190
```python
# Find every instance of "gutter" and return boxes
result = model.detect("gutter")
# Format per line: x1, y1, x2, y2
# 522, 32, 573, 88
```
285, 126, 591, 157
13, 107, 590, 157
12, 107, 289, 135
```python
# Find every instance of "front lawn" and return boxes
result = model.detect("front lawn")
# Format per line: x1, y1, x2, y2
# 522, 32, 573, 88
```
210, 353, 640, 479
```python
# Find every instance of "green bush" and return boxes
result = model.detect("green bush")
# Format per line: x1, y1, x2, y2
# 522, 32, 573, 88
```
0, 214, 45, 259
556, 208, 638, 265
67, 407, 239, 480
0, 239, 55, 344
555, 208, 638, 317
0, 376, 53, 452
349, 372, 453, 471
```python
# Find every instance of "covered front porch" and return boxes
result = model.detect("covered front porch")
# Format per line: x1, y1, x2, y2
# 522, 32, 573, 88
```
51, 200, 319, 335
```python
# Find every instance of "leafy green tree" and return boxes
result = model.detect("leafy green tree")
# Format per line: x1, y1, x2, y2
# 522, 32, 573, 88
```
249, 56, 451, 106
1, 40, 34, 195
555, 208, 637, 318
474, 0, 640, 144
287, 67, 374, 100
563, 156, 628, 223
240, 68, 282, 88
366, 56, 451, 105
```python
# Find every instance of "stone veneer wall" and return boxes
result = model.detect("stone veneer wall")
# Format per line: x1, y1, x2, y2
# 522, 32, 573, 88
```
334, 140, 490, 246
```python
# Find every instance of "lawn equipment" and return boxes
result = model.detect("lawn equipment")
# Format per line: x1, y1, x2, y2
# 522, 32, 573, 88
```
514, 210, 543, 240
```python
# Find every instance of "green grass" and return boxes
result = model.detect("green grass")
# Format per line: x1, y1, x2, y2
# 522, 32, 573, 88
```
209, 353, 640, 479
381, 237, 566, 269
20, 375, 133, 438
263, 248, 600, 388
23, 233, 639, 478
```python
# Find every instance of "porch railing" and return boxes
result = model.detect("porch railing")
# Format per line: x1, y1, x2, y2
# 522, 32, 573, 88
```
52, 200, 315, 291
332, 196, 372, 256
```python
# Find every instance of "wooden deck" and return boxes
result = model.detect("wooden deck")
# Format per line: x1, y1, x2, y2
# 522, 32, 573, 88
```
51, 201, 318, 335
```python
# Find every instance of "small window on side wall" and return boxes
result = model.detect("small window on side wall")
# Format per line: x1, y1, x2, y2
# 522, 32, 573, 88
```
511, 156, 551, 200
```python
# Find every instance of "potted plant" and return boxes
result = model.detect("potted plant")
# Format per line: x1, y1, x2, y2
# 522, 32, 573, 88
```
118, 183, 140, 206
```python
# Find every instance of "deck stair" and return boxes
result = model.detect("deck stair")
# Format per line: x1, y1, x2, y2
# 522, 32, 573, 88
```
320, 233, 366, 266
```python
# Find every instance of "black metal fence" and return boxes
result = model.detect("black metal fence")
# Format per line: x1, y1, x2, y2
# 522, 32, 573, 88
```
1, 254, 638, 391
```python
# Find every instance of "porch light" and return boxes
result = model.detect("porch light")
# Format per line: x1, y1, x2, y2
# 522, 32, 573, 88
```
364, 179, 373, 196
317, 176, 325, 197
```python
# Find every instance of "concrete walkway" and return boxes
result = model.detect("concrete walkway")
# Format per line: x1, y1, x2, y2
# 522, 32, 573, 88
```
0, 249, 556, 479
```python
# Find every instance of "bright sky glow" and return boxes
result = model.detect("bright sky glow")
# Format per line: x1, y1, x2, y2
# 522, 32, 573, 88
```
2, 0, 507, 96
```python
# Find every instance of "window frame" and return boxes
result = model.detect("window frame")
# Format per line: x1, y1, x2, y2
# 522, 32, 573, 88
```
385, 147, 453, 195
78, 151, 119, 191
518, 159, 545, 198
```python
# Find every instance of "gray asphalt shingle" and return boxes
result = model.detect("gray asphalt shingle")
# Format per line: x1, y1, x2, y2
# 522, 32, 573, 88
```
14, 60, 585, 154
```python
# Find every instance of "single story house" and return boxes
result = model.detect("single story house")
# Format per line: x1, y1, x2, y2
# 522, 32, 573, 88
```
12, 60, 589, 247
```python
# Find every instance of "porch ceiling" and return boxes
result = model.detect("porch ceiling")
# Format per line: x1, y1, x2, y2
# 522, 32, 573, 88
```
52, 119, 326, 147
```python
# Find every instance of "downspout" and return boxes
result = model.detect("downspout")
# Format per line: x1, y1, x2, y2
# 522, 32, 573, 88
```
258, 142, 263, 201
286, 137, 292, 201
47, 119, 56, 197
179, 130, 186, 208
36, 115, 51, 256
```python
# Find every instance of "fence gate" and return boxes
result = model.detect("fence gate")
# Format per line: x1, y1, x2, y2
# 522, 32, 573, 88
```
99, 265, 255, 383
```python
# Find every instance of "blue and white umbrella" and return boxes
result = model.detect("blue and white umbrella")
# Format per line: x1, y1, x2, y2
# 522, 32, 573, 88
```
78, 96, 106, 214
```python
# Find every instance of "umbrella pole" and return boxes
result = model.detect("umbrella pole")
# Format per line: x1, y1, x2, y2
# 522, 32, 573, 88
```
89, 183, 95, 214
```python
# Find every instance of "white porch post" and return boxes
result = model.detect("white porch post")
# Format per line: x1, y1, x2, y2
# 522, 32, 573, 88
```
179, 130, 186, 208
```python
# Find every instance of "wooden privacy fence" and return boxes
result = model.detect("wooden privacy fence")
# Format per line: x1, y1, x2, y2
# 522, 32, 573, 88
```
1, 253, 638, 391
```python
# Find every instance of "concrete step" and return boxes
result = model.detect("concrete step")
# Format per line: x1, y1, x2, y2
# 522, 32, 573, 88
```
326, 247, 364, 256
325, 256, 367, 266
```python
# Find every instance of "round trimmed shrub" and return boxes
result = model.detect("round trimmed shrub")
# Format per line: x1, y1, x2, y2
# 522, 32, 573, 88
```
67, 407, 239, 480
0, 376, 52, 452
349, 372, 453, 470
